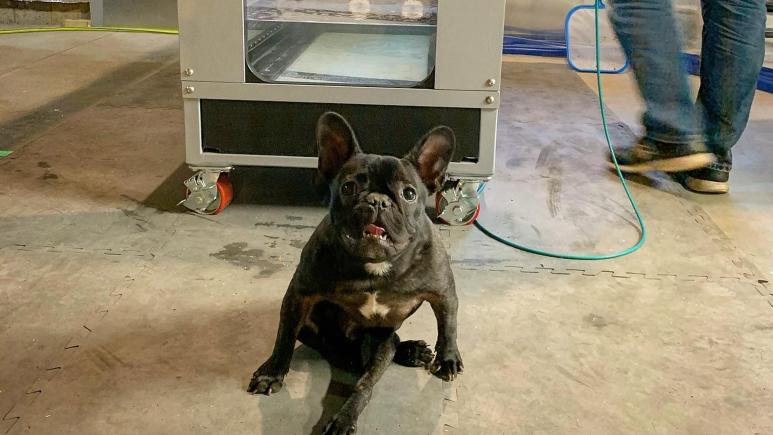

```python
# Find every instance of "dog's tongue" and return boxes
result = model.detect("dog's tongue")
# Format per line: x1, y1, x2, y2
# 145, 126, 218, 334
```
365, 224, 386, 236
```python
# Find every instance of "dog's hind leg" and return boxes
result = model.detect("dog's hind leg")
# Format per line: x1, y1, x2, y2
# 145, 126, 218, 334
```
393, 338, 434, 368
298, 324, 362, 373
323, 329, 398, 435
298, 302, 434, 373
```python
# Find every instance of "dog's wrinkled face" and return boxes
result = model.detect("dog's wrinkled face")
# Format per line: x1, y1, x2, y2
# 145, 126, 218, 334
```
316, 112, 456, 262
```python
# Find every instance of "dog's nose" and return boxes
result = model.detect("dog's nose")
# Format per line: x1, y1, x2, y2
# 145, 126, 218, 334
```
365, 193, 392, 209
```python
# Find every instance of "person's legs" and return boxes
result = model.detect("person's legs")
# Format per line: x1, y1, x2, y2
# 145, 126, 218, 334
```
606, 0, 714, 173
698, 0, 766, 154
682, 0, 766, 193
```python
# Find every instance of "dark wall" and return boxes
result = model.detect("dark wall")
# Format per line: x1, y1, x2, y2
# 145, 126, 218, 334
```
1, 1, 88, 12
93, 0, 177, 28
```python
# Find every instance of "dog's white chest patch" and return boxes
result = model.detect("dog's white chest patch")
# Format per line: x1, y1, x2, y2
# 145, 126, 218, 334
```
364, 262, 392, 276
359, 292, 391, 319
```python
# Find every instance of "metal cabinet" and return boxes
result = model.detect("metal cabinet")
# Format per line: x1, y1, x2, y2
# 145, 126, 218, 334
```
178, 0, 505, 222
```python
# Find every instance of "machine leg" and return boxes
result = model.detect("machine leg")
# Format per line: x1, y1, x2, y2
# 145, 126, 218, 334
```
179, 167, 234, 215
435, 179, 483, 226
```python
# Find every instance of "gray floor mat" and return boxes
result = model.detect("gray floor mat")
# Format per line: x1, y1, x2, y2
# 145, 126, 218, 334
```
1, 41, 772, 435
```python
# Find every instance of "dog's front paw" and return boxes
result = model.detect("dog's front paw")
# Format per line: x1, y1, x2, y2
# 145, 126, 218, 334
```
430, 345, 463, 381
247, 363, 285, 395
322, 412, 357, 435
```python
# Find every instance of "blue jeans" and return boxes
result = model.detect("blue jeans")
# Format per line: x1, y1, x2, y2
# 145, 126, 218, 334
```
608, 0, 766, 155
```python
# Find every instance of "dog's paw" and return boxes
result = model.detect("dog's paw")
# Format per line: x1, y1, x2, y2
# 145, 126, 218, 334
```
247, 368, 285, 396
394, 340, 434, 368
430, 347, 463, 381
322, 413, 357, 435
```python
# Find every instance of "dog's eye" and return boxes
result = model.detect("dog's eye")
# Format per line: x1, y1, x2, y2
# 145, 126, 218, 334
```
341, 181, 357, 196
402, 186, 417, 202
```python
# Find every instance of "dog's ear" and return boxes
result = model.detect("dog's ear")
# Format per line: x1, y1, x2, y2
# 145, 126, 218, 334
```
316, 112, 362, 181
404, 126, 456, 193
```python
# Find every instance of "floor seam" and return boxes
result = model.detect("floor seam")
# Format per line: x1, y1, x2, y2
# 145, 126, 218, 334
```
680, 200, 767, 279
454, 261, 765, 285
437, 380, 460, 434
4, 243, 155, 258
3, 242, 764, 284
1, 260, 150, 434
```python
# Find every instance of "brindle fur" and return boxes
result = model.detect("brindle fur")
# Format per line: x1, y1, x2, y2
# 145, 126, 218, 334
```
248, 112, 463, 435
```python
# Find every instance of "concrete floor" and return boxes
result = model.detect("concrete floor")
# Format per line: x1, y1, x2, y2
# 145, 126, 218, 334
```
1, 33, 772, 435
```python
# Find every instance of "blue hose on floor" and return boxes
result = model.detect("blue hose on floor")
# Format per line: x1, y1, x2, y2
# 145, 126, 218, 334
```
474, 0, 647, 260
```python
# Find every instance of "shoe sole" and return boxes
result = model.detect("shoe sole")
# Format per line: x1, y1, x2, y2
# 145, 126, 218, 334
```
608, 153, 716, 174
683, 176, 729, 194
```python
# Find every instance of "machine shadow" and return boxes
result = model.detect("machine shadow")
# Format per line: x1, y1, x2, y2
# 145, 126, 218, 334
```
231, 166, 327, 207
140, 164, 327, 213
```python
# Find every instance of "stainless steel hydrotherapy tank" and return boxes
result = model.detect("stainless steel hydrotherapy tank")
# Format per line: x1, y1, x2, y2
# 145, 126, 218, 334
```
177, 0, 506, 223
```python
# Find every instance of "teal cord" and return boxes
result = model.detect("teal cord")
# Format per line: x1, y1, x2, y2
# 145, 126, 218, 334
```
473, 0, 647, 260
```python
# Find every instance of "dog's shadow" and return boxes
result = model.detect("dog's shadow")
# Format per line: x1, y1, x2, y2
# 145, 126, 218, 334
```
256, 339, 444, 435
270, 346, 361, 435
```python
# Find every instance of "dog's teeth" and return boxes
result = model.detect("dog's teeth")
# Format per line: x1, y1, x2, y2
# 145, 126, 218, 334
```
361, 230, 388, 241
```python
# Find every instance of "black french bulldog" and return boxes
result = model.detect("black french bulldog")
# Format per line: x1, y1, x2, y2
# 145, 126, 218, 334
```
248, 112, 463, 435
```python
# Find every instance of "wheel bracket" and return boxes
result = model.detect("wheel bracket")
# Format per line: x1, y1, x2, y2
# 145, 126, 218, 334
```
179, 167, 232, 214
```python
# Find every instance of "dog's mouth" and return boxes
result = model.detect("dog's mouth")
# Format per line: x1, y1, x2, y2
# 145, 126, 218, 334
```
363, 223, 389, 242
344, 223, 391, 243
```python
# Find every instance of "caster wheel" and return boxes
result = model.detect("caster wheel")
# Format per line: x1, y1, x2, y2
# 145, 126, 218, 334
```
180, 170, 234, 215
211, 173, 234, 215
435, 191, 481, 226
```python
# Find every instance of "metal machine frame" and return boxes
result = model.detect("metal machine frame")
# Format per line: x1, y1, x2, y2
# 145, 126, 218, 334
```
177, 0, 506, 222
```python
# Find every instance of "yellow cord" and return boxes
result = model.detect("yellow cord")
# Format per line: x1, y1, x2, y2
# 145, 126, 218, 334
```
0, 26, 178, 35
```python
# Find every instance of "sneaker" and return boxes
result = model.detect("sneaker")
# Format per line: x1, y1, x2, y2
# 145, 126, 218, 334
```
607, 138, 716, 173
680, 151, 731, 194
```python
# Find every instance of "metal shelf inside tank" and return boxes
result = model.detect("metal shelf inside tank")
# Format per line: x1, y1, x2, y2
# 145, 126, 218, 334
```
245, 0, 437, 87
246, 0, 438, 27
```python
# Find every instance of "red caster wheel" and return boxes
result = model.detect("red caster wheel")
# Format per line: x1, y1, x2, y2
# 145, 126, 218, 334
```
180, 169, 234, 215
210, 173, 233, 215
435, 188, 481, 226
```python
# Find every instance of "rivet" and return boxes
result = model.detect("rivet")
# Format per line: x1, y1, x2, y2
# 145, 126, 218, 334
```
184, 86, 195, 95
485, 96, 495, 104
486, 78, 496, 87
183, 68, 195, 77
